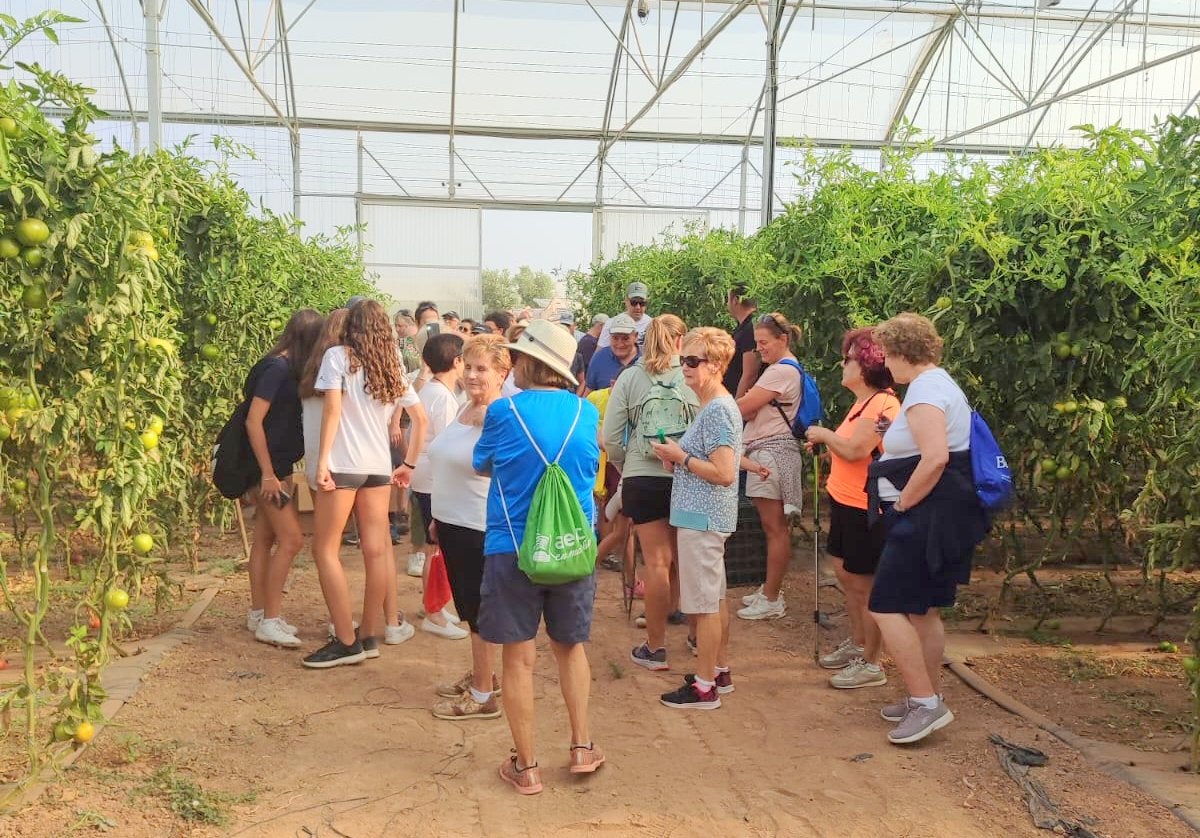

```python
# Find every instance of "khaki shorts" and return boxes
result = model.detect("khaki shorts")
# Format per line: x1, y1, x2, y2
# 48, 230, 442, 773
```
677, 527, 730, 614
745, 449, 782, 500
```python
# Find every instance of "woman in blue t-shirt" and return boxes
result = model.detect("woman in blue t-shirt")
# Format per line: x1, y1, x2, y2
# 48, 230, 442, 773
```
243, 309, 323, 649
649, 327, 743, 710
473, 319, 604, 795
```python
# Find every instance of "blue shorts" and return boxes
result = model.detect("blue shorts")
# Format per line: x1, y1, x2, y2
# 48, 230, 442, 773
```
478, 552, 596, 645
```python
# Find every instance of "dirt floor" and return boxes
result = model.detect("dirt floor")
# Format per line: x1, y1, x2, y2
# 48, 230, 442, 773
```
0, 524, 1196, 838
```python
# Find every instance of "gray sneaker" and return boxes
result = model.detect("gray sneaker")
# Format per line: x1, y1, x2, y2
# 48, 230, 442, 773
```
880, 697, 913, 722
819, 638, 863, 670
829, 658, 886, 690
887, 700, 954, 744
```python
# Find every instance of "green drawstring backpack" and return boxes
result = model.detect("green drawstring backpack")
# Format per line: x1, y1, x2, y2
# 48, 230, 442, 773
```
497, 398, 597, 585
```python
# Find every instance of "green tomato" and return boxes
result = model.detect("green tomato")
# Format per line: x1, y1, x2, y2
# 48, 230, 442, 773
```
1040, 458, 1057, 473
1159, 640, 1179, 654
1054, 343, 1072, 359
1108, 395, 1127, 410
0, 388, 18, 410
104, 589, 130, 611
1182, 657, 1200, 674
0, 236, 19, 259
1069, 344, 1082, 358
204, 312, 218, 326
934, 296, 952, 311
11, 478, 27, 493
200, 343, 221, 361
140, 429, 159, 451
1061, 400, 1078, 415
132, 533, 154, 555
20, 394, 36, 411
1055, 465, 1071, 480
147, 416, 164, 435
14, 218, 50, 246
268, 318, 283, 332
20, 284, 47, 309
22, 248, 44, 269
0, 117, 18, 139
0, 422, 10, 442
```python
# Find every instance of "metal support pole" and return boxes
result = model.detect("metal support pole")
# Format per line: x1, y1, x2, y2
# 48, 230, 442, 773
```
760, 0, 782, 228
144, 0, 163, 151
448, 0, 460, 199
355, 132, 364, 260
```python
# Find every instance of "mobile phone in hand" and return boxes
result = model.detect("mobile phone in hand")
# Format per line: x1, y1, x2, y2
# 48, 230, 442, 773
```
273, 490, 292, 509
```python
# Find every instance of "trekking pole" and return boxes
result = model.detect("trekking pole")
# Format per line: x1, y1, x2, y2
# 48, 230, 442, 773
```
811, 450, 821, 664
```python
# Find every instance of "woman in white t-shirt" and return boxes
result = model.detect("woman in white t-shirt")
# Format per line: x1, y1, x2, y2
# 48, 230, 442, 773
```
427, 334, 511, 721
302, 300, 429, 670
868, 312, 980, 747
409, 333, 469, 639
735, 312, 807, 622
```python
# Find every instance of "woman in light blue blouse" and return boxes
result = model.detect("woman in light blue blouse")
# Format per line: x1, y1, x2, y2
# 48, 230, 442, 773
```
650, 327, 743, 710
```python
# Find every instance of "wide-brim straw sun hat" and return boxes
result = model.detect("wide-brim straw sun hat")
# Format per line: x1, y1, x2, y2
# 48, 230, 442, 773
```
507, 318, 580, 387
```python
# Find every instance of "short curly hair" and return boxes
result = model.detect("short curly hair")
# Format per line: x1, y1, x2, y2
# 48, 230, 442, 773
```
873, 313, 943, 365
682, 327, 736, 376
842, 327, 894, 390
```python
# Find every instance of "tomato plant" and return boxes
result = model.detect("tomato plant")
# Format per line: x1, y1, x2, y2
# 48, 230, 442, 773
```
0, 13, 376, 791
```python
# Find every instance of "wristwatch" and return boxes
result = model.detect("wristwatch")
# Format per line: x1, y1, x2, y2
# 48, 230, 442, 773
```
682, 454, 694, 472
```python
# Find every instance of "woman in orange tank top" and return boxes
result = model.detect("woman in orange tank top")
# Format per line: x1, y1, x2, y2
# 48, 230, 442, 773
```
804, 328, 900, 690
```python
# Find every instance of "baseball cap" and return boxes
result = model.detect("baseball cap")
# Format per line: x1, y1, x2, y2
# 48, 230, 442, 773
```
591, 313, 609, 326
626, 282, 650, 301
442, 310, 459, 320
608, 313, 637, 335
557, 310, 575, 324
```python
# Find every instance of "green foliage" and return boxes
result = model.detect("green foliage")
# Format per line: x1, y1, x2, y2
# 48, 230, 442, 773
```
483, 265, 556, 310
573, 227, 778, 332
0, 20, 374, 788
481, 267, 520, 311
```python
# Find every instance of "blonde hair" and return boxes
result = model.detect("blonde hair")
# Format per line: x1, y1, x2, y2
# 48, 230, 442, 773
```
682, 327, 736, 376
642, 313, 687, 375
873, 312, 943, 365
463, 333, 513, 376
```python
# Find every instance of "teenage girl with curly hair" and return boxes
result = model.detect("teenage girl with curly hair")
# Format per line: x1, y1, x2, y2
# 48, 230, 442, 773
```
303, 299, 429, 669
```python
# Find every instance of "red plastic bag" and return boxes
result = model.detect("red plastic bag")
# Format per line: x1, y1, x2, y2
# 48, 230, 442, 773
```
422, 548, 453, 614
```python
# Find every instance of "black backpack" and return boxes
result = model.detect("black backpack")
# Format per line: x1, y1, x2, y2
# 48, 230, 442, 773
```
211, 360, 267, 499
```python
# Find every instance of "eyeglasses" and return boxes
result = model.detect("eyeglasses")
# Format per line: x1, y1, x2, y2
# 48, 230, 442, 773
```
628, 299, 647, 307
681, 355, 709, 368
842, 354, 856, 364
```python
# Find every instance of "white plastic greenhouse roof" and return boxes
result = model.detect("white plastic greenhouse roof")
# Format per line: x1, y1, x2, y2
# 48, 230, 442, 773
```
9, 0, 1200, 230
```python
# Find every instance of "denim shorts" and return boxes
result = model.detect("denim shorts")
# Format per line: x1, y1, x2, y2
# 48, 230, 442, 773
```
478, 552, 597, 645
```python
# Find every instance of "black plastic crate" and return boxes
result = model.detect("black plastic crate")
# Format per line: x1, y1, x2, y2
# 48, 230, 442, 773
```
724, 495, 766, 586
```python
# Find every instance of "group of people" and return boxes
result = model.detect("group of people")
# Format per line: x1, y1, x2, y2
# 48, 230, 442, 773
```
233, 284, 987, 796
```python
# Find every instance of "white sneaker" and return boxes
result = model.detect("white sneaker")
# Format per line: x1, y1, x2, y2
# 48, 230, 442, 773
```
421, 617, 468, 640
819, 637, 864, 670
407, 552, 426, 578
829, 658, 887, 690
385, 621, 416, 645
248, 610, 297, 635
737, 595, 786, 621
442, 607, 461, 625
741, 586, 765, 606
255, 617, 301, 648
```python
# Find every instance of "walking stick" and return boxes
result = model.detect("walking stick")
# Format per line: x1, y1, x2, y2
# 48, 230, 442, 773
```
811, 450, 821, 664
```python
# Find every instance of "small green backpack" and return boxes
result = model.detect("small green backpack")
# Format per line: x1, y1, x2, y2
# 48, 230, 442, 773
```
630, 366, 696, 456
497, 398, 597, 585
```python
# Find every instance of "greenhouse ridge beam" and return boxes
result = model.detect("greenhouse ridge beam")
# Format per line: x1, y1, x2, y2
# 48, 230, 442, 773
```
885, 15, 956, 143
41, 107, 1039, 156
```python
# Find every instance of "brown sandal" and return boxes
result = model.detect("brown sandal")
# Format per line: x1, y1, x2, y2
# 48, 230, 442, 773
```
569, 742, 606, 774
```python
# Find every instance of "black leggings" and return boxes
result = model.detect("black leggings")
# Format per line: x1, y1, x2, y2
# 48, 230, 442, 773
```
435, 520, 486, 632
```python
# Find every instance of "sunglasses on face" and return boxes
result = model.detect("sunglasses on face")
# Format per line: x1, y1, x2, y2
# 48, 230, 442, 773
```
457, 326, 471, 334
628, 299, 647, 307
681, 355, 709, 368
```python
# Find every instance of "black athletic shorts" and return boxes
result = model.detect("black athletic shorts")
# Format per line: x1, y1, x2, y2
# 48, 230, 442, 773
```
329, 472, 391, 490
413, 491, 435, 544
826, 494, 885, 575
436, 520, 486, 632
622, 475, 673, 525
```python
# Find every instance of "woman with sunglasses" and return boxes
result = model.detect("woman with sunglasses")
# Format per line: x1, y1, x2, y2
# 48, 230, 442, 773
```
804, 329, 900, 689
603, 314, 697, 672
649, 328, 742, 708
735, 312, 807, 621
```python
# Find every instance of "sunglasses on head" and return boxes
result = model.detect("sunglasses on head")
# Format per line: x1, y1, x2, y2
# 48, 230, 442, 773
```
681, 355, 708, 368
758, 313, 787, 333
628, 298, 647, 307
